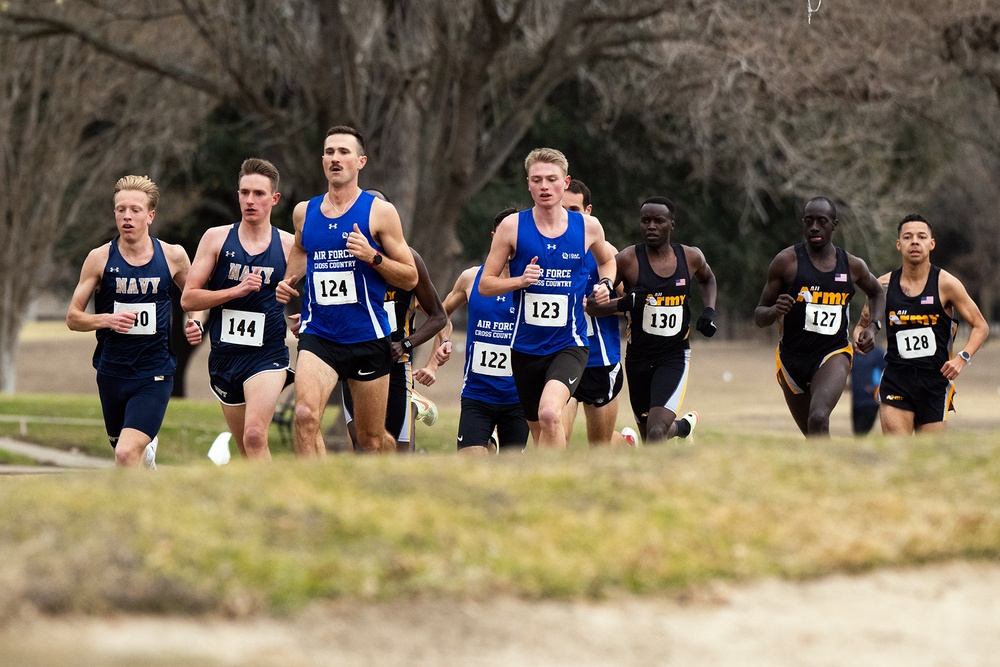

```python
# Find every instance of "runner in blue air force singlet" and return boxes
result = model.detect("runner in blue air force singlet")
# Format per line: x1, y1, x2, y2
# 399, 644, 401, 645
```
462, 267, 520, 404
93, 237, 175, 379
509, 209, 590, 354
299, 191, 390, 344
582, 251, 621, 368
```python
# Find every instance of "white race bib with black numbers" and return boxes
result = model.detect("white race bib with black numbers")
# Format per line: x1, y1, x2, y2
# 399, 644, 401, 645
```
642, 304, 683, 338
472, 341, 512, 377
313, 270, 357, 305
383, 302, 397, 332
803, 303, 842, 335
114, 301, 156, 335
895, 327, 936, 359
220, 309, 265, 347
524, 293, 568, 327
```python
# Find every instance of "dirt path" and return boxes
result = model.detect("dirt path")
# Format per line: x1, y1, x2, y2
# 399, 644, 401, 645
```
1, 561, 997, 666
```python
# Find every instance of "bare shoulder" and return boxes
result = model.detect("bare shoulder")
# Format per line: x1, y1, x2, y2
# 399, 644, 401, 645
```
159, 240, 191, 262
277, 227, 296, 246
292, 200, 310, 229
81, 243, 111, 275
937, 268, 970, 297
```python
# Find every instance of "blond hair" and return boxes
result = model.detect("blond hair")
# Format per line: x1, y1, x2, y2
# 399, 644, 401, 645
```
114, 175, 160, 211
524, 148, 569, 176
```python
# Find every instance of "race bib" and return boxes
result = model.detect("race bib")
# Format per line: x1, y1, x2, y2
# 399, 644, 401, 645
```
803, 303, 842, 335
114, 301, 156, 335
312, 270, 357, 306
524, 293, 568, 327
472, 341, 512, 377
642, 304, 683, 338
895, 327, 936, 359
586, 314, 595, 338
383, 302, 397, 332
219, 309, 265, 347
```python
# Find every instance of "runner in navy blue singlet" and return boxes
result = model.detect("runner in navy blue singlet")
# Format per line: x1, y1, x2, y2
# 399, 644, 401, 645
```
182, 158, 294, 460
67, 175, 202, 467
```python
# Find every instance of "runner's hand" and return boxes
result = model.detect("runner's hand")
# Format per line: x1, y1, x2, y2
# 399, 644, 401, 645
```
696, 307, 717, 337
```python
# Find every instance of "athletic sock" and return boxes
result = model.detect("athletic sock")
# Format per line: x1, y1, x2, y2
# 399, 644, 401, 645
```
674, 419, 692, 438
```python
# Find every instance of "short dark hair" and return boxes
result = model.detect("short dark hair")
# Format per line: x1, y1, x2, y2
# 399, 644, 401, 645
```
897, 213, 932, 235
239, 157, 280, 193
493, 206, 519, 231
566, 179, 592, 209
326, 125, 366, 154
641, 196, 675, 215
805, 196, 838, 218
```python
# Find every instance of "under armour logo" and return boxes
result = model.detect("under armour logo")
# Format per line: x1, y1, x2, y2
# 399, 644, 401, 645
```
329, 223, 338, 230
546, 243, 557, 250
225, 251, 236, 258
108, 267, 120, 273
497, 296, 506, 302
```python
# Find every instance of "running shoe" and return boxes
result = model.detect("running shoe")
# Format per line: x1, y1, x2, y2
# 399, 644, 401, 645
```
620, 426, 639, 447
411, 389, 439, 426
678, 411, 699, 441
143, 436, 158, 470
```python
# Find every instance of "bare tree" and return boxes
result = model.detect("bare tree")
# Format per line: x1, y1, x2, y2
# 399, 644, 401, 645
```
0, 10, 208, 392
2, 0, 672, 284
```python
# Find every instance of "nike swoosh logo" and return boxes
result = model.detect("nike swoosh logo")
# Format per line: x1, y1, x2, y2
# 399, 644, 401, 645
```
457, 435, 463, 441
568, 377, 578, 384
358, 369, 376, 376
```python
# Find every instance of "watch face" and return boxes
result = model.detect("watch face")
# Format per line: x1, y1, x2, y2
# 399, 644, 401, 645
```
373, 253, 383, 265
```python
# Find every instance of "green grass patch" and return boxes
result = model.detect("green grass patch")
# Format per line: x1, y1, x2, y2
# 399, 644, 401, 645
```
1, 424, 999, 620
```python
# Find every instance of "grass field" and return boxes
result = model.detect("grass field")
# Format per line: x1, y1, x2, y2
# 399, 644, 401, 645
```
1, 323, 999, 623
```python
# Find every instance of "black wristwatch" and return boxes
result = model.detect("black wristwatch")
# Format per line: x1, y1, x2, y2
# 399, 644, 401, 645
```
599, 277, 615, 295
371, 252, 383, 266
871, 319, 882, 332
401, 338, 413, 355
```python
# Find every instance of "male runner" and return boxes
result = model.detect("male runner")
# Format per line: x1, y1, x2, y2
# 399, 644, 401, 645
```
276, 126, 417, 455
341, 189, 446, 452
417, 207, 530, 455
479, 148, 616, 449
560, 179, 629, 446
67, 175, 202, 467
754, 196, 885, 437
181, 158, 294, 460
589, 196, 717, 444
856, 214, 988, 434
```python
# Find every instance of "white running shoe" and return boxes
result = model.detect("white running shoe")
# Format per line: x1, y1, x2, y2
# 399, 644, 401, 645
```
411, 389, 439, 426
678, 411, 699, 441
620, 427, 639, 447
143, 436, 158, 470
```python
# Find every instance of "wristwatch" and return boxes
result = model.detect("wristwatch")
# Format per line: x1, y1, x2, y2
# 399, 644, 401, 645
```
371, 252, 383, 266
401, 338, 414, 355
958, 350, 971, 364
871, 319, 882, 332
